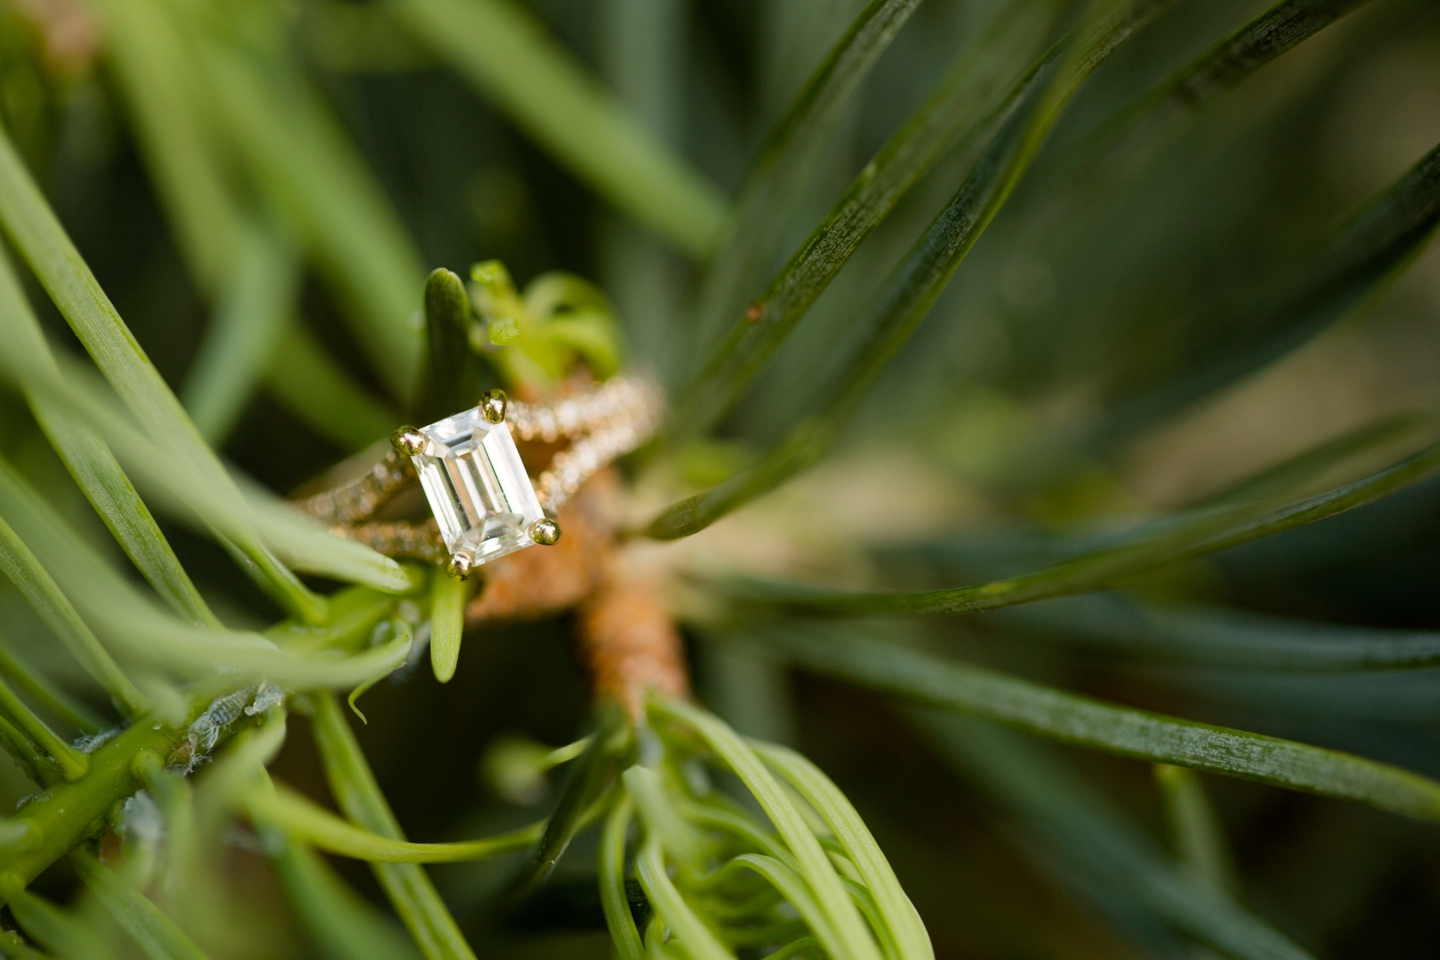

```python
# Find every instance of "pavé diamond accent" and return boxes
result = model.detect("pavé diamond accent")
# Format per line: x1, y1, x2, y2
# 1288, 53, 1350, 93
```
410, 406, 544, 565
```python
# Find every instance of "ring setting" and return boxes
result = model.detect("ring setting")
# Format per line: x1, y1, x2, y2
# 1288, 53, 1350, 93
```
398, 392, 546, 573
296, 376, 662, 578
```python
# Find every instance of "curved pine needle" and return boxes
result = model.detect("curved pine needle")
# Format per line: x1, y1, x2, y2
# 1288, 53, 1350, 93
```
0, 243, 219, 628
310, 693, 479, 960
752, 743, 933, 960
741, 438, 1440, 616
652, 698, 883, 960
623, 765, 706, 866
0, 929, 50, 960
34, 359, 407, 594
268, 838, 423, 960
1101, 138, 1440, 443
31, 400, 222, 626
0, 124, 326, 624
250, 784, 544, 862
755, 624, 1440, 821
650, 1, 1164, 538
675, 0, 1071, 437
1151, 0, 1374, 111
0, 879, 109, 959
265, 585, 402, 654
0, 511, 148, 718
0, 635, 104, 733
722, 854, 846, 960
0, 714, 56, 787
71, 849, 212, 960
511, 713, 625, 893
762, 939, 822, 960
599, 796, 644, 960
1185, 411, 1435, 509
643, 420, 834, 540
687, 0, 927, 351
0, 456, 408, 690
635, 835, 735, 960
0, 674, 87, 781
679, 801, 794, 867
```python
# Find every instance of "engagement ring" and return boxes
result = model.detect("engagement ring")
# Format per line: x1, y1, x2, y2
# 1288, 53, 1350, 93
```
296, 375, 662, 578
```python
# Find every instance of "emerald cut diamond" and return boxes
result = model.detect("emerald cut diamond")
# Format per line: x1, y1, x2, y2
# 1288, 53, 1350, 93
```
409, 406, 545, 564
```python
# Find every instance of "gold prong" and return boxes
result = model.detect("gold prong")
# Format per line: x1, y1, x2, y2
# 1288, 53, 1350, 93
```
391, 427, 426, 456
480, 388, 508, 425
529, 518, 561, 546
446, 550, 477, 580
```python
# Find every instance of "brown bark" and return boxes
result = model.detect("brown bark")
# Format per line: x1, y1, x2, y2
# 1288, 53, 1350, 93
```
576, 570, 690, 719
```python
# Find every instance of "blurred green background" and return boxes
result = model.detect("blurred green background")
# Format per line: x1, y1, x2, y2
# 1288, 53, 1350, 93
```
2, 0, 1440, 957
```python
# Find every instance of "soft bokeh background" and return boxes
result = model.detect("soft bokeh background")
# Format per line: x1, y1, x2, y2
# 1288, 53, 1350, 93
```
2, 0, 1440, 956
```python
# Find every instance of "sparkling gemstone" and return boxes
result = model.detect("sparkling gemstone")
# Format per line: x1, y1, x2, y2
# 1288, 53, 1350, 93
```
409, 406, 544, 564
